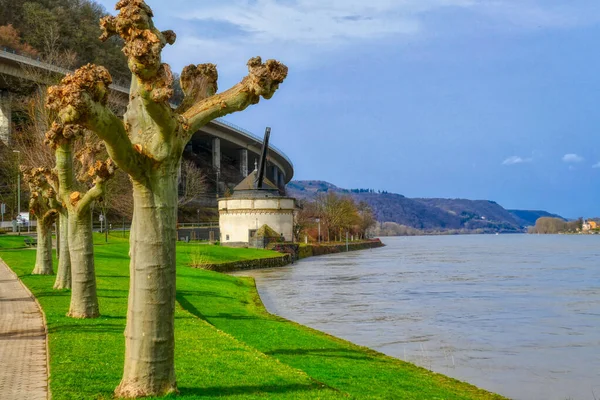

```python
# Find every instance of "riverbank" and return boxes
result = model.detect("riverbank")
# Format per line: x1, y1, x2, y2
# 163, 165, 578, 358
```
194, 239, 385, 272
295, 238, 385, 259
0, 233, 505, 399
243, 235, 600, 400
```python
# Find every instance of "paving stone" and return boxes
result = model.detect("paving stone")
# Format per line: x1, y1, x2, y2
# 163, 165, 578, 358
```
0, 260, 48, 400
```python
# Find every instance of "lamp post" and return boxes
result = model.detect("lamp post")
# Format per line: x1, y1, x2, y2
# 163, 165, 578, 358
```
316, 218, 321, 243
12, 150, 20, 236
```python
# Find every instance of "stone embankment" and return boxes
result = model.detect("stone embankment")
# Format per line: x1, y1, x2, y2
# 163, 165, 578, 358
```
193, 239, 385, 273
196, 255, 292, 273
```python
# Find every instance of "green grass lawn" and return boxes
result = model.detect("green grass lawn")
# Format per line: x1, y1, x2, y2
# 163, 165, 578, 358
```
0, 233, 506, 400
0, 233, 30, 249
177, 241, 283, 265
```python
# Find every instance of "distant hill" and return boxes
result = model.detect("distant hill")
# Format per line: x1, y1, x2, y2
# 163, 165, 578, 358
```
507, 210, 566, 227
287, 180, 562, 233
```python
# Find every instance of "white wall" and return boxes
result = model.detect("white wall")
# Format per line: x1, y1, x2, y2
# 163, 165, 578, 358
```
218, 197, 295, 244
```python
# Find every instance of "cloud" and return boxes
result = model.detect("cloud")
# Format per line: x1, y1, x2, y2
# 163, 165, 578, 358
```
96, 0, 600, 70
593, 162, 600, 169
562, 154, 584, 163
176, 0, 600, 44
502, 156, 532, 166
178, 0, 472, 45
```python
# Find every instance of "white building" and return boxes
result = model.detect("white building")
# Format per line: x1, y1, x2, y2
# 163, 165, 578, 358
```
218, 168, 296, 247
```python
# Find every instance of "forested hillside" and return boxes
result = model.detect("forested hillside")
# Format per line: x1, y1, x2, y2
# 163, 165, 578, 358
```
508, 210, 566, 227
288, 181, 564, 234
0, 0, 129, 82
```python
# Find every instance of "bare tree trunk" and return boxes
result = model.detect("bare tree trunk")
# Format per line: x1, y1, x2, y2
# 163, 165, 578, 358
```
32, 218, 53, 275
67, 210, 99, 318
116, 167, 178, 397
50, 141, 111, 317
54, 211, 71, 289
45, 2, 287, 394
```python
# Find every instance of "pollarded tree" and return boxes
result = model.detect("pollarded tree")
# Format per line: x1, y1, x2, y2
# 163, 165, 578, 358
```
14, 87, 73, 289
22, 167, 58, 275
44, 122, 116, 318
46, 0, 288, 396
53, 205, 71, 289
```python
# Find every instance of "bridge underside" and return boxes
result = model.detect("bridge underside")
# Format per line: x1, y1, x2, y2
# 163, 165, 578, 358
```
0, 50, 292, 223
184, 134, 287, 202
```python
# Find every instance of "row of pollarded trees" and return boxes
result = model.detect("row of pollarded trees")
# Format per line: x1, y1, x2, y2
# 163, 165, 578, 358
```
20, 0, 288, 397
295, 192, 377, 242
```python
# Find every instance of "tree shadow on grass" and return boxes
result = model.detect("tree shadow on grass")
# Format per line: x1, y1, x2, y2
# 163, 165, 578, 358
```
203, 313, 260, 321
97, 288, 129, 299
34, 290, 70, 299
177, 289, 235, 301
48, 323, 123, 334
178, 383, 327, 397
264, 348, 378, 362
178, 272, 234, 284
176, 293, 207, 322
98, 315, 125, 320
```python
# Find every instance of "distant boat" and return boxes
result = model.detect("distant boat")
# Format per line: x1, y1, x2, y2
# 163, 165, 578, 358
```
495, 233, 499, 236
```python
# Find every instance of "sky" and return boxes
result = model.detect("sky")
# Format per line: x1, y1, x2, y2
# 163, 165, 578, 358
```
96, 0, 600, 218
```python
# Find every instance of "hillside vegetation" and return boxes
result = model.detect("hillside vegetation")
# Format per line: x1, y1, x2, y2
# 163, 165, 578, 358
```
507, 209, 566, 227
288, 181, 563, 234
0, 0, 129, 81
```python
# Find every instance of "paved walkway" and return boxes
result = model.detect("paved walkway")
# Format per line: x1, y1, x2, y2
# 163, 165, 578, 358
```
0, 259, 48, 400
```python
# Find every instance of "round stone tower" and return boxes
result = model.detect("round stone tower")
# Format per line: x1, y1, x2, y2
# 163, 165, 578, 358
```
218, 168, 295, 247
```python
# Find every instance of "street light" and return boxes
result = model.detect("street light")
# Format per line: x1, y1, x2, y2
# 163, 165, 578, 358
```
12, 150, 20, 236
315, 218, 321, 243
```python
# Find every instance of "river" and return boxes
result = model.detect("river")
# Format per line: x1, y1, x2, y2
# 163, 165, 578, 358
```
236, 235, 600, 400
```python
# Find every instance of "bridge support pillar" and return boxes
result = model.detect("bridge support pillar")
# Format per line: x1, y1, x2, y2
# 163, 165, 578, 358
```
278, 169, 286, 189
0, 91, 11, 147
239, 148, 248, 177
270, 166, 278, 187
212, 137, 221, 171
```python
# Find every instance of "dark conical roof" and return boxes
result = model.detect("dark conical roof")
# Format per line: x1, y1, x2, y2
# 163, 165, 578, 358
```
234, 169, 278, 192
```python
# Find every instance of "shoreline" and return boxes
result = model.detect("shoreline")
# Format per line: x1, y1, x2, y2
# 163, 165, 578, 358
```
192, 238, 385, 272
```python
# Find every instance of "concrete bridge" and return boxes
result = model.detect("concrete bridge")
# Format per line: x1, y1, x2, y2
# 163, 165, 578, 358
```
0, 48, 293, 190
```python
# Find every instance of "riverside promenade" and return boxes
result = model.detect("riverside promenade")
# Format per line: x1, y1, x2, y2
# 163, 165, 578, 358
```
0, 259, 48, 400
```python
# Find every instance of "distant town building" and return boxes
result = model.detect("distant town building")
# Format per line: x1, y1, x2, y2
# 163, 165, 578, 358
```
582, 220, 597, 232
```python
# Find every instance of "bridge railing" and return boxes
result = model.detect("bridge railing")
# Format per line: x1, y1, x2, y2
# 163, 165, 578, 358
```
0, 47, 130, 94
1, 48, 294, 172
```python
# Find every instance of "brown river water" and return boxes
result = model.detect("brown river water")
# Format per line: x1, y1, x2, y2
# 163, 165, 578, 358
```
235, 235, 600, 400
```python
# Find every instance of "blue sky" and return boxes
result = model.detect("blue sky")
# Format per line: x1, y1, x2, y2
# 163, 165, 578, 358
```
97, 0, 600, 218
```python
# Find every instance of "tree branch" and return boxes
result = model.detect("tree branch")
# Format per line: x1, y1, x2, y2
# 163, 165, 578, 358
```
176, 63, 218, 114
22, 167, 61, 217
77, 159, 116, 213
88, 102, 146, 179
77, 181, 106, 214
46, 65, 145, 179
182, 57, 288, 135
100, 0, 178, 132
52, 143, 75, 203
127, 77, 179, 144
41, 209, 58, 228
